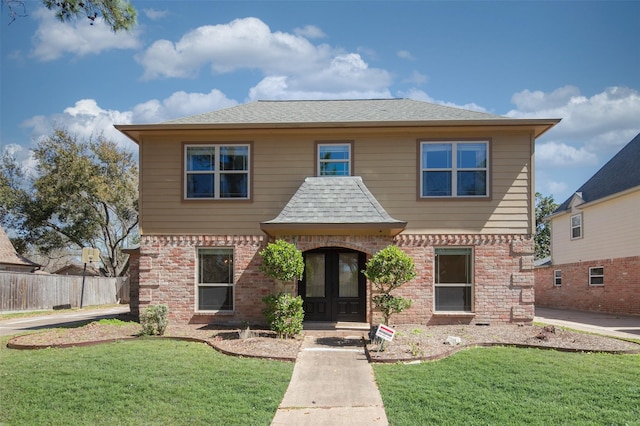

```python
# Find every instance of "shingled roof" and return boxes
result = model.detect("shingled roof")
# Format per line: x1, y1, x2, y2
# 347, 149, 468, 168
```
261, 177, 406, 236
554, 132, 640, 213
0, 226, 39, 269
115, 99, 560, 142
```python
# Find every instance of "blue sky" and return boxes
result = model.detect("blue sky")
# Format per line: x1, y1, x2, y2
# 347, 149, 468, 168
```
1, 0, 639, 204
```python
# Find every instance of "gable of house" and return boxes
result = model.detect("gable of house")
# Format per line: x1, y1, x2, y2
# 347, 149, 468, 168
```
0, 226, 39, 272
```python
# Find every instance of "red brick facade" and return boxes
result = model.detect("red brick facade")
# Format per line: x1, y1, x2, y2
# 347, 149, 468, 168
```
535, 256, 640, 316
132, 233, 535, 325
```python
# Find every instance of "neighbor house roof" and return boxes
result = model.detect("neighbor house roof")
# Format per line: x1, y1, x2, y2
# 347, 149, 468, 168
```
116, 99, 560, 142
554, 132, 640, 214
0, 226, 39, 268
261, 176, 407, 236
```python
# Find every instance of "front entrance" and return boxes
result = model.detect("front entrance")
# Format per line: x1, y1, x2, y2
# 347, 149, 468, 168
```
299, 248, 366, 322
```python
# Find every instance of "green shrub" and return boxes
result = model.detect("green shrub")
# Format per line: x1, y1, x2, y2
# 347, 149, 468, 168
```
363, 245, 416, 325
262, 293, 304, 339
140, 304, 168, 336
259, 240, 304, 282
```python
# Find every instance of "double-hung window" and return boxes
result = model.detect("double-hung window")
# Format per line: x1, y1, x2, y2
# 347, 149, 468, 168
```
317, 143, 351, 176
589, 267, 604, 286
570, 213, 582, 239
434, 248, 473, 312
554, 270, 562, 286
185, 144, 249, 199
197, 248, 234, 311
420, 141, 488, 197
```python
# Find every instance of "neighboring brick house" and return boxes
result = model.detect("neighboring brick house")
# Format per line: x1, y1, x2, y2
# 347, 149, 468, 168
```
116, 99, 559, 326
0, 226, 39, 273
535, 133, 640, 316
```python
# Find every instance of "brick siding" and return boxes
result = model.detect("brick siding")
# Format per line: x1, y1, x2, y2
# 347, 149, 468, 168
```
131, 233, 535, 325
535, 256, 640, 316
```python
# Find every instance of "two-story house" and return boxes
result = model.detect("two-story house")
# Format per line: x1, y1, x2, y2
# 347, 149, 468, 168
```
535, 133, 640, 316
116, 99, 559, 326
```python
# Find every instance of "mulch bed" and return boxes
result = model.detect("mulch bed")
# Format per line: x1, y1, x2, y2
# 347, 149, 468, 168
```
6, 321, 640, 363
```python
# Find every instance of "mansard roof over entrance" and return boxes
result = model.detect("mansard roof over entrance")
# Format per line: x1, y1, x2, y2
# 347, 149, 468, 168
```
261, 177, 406, 237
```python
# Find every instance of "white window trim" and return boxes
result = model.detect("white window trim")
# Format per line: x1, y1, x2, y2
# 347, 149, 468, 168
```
317, 142, 352, 176
433, 247, 474, 313
195, 247, 235, 313
570, 213, 583, 240
184, 144, 250, 200
420, 141, 489, 198
553, 269, 562, 286
589, 266, 604, 287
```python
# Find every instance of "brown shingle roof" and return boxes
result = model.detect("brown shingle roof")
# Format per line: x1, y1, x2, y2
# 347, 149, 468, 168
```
0, 226, 39, 268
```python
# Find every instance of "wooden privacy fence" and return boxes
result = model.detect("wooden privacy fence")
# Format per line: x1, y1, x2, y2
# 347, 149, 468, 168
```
0, 272, 128, 312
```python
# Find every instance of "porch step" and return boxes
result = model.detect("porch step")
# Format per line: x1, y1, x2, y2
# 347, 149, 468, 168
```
303, 321, 371, 331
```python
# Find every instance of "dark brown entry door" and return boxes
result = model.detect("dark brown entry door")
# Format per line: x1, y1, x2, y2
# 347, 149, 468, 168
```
299, 248, 366, 322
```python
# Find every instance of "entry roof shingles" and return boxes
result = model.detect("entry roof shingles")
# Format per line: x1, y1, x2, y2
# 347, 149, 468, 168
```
164, 99, 505, 125
263, 177, 405, 225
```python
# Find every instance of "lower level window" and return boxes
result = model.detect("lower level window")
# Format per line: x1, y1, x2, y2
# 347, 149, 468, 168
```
554, 270, 562, 286
434, 248, 473, 312
197, 248, 234, 311
589, 267, 604, 286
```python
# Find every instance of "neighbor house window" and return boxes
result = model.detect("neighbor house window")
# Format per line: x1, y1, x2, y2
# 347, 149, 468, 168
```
554, 270, 562, 286
185, 144, 249, 199
317, 143, 351, 176
589, 267, 604, 286
570, 213, 582, 239
197, 248, 234, 311
420, 141, 488, 197
434, 248, 473, 312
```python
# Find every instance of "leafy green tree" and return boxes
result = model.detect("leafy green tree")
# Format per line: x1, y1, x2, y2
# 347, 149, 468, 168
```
363, 245, 416, 325
535, 192, 558, 259
4, 0, 137, 31
0, 128, 138, 277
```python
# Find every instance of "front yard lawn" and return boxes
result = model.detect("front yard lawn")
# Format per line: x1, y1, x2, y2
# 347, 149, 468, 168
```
374, 346, 640, 425
0, 338, 293, 425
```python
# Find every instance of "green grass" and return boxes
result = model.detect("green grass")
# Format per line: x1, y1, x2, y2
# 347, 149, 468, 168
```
0, 338, 293, 425
374, 347, 640, 425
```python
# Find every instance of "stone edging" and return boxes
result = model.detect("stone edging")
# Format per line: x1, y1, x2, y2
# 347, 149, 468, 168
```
6, 335, 298, 363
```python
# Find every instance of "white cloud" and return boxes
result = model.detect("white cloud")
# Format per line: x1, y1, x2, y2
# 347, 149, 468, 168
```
399, 89, 490, 113
132, 90, 237, 123
143, 8, 169, 20
30, 8, 141, 61
404, 71, 428, 85
397, 50, 415, 60
535, 141, 598, 167
293, 25, 326, 39
248, 76, 392, 101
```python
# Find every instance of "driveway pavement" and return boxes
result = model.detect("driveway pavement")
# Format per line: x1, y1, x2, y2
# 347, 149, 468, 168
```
0, 306, 130, 337
534, 307, 640, 340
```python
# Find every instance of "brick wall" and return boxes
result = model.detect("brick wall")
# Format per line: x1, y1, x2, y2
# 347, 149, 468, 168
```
136, 233, 535, 325
535, 256, 640, 315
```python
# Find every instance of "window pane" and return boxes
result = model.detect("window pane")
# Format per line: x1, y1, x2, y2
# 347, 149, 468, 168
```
422, 144, 451, 168
319, 145, 349, 160
198, 286, 233, 311
199, 249, 233, 284
187, 147, 215, 171
435, 286, 472, 311
571, 215, 581, 227
435, 248, 472, 284
591, 267, 604, 276
572, 226, 582, 239
423, 171, 451, 196
457, 171, 487, 196
305, 254, 325, 298
339, 253, 359, 298
320, 162, 349, 176
220, 146, 248, 171
457, 144, 487, 168
220, 174, 248, 198
187, 174, 215, 198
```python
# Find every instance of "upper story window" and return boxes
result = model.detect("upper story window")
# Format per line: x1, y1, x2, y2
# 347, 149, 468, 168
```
420, 141, 489, 198
317, 143, 351, 176
185, 144, 249, 200
570, 213, 582, 239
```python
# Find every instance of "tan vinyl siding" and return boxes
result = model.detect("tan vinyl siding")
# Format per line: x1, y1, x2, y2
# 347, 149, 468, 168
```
551, 190, 640, 264
138, 128, 534, 235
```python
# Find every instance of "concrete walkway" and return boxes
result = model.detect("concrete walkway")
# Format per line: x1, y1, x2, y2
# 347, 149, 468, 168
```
271, 330, 388, 426
534, 307, 640, 340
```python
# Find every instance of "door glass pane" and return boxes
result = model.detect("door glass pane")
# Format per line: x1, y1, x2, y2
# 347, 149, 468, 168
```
339, 253, 359, 297
305, 253, 325, 297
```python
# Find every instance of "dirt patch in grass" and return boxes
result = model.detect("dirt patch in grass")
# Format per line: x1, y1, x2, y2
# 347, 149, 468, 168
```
6, 321, 639, 362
